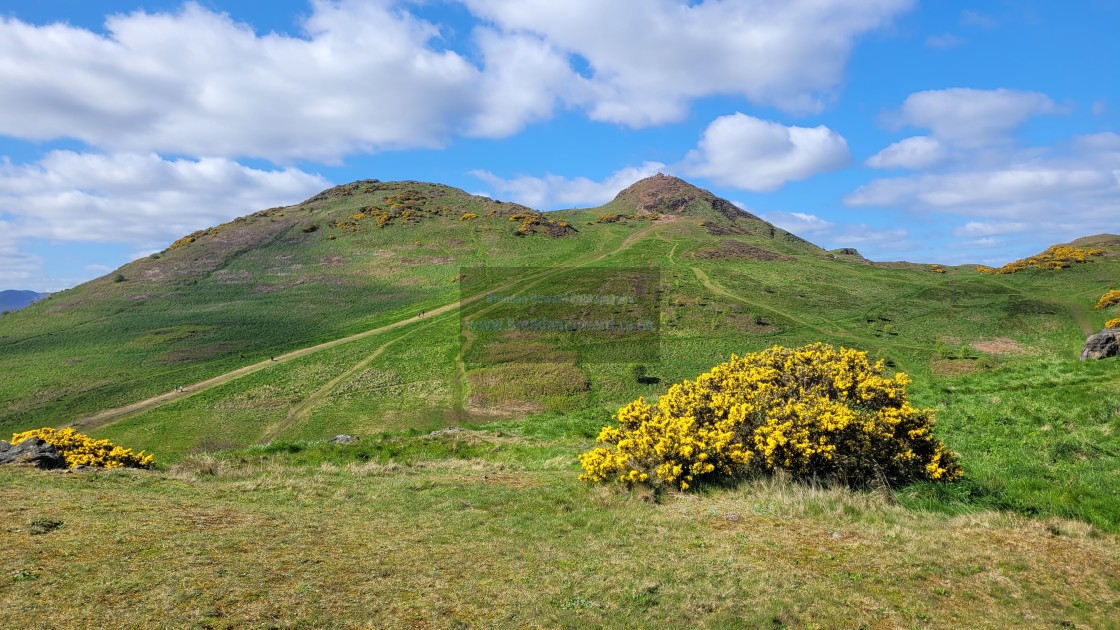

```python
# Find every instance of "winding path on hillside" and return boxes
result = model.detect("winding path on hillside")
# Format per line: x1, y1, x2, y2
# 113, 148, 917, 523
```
75, 221, 664, 433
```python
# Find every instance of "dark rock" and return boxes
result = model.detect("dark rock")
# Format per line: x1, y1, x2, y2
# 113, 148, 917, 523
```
327, 434, 358, 444
0, 438, 67, 469
1081, 329, 1120, 360
29, 517, 64, 535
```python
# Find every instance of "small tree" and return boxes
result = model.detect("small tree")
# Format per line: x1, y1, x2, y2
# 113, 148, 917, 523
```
629, 363, 648, 383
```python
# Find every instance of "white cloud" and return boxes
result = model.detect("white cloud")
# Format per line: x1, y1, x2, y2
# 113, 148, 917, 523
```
866, 136, 948, 169
762, 211, 835, 236
0, 226, 42, 287
469, 28, 586, 137
952, 221, 1030, 238
846, 132, 1120, 241
887, 88, 1066, 147
0, 3, 485, 161
0, 1, 914, 160
953, 237, 1004, 249
470, 161, 666, 209
0, 151, 328, 248
761, 211, 914, 252
682, 113, 850, 191
463, 0, 914, 123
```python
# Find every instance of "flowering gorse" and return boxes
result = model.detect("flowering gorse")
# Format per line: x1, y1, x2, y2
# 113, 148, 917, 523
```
580, 343, 961, 491
11, 427, 154, 469
1095, 290, 1120, 311
1105, 317, 1120, 329
976, 245, 1101, 275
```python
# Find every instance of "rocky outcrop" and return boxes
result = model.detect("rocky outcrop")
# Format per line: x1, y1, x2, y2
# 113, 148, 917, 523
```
0, 438, 67, 469
1081, 329, 1120, 360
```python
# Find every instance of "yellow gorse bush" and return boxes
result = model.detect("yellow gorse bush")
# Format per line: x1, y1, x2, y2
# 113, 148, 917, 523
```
11, 427, 154, 469
976, 245, 1101, 275
1095, 290, 1120, 310
1105, 317, 1120, 329
580, 343, 962, 491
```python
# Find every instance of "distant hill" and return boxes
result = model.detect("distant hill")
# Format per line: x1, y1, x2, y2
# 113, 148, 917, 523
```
0, 290, 48, 311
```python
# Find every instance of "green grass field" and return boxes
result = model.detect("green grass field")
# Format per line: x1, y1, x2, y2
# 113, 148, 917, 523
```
2, 176, 1119, 626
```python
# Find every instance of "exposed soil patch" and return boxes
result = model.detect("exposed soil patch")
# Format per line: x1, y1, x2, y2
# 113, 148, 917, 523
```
701, 221, 749, 236
692, 241, 794, 262
972, 337, 1028, 355
214, 270, 252, 284
930, 358, 979, 377
155, 342, 241, 365
318, 256, 349, 267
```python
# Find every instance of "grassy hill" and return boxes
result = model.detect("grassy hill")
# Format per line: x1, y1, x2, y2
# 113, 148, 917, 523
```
3, 175, 1120, 627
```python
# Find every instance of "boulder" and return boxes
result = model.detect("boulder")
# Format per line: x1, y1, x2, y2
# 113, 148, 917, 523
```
0, 438, 67, 469
327, 434, 358, 444
1081, 329, 1120, 361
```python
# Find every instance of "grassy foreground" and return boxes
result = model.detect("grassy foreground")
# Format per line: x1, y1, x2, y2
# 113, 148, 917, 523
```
3, 429, 1120, 629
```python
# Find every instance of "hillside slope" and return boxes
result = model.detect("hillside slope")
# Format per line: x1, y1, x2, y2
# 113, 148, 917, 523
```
2, 176, 1119, 532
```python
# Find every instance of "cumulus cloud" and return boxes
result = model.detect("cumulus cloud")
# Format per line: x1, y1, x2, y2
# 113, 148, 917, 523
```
866, 136, 948, 169
761, 211, 835, 236
952, 221, 1030, 238
0, 1, 913, 160
887, 88, 1066, 147
0, 151, 328, 248
463, 0, 914, 123
761, 211, 914, 252
846, 132, 1120, 241
470, 161, 666, 209
0, 3, 487, 161
682, 113, 850, 191
0, 227, 42, 287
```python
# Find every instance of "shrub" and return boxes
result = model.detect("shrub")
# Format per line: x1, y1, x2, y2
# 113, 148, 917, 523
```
579, 343, 961, 491
629, 363, 648, 383
11, 427, 154, 469
460, 213, 479, 221
1095, 289, 1120, 310
930, 264, 946, 273
112, 273, 126, 283
1106, 317, 1120, 329
981, 245, 1102, 275
596, 213, 632, 224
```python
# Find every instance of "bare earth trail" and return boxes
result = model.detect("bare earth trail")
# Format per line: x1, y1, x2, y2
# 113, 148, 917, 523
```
73, 302, 461, 431
258, 318, 436, 442
76, 221, 663, 433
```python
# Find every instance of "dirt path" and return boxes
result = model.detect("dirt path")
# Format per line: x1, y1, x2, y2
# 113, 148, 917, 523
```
74, 303, 460, 431
77, 221, 664, 432
258, 319, 435, 442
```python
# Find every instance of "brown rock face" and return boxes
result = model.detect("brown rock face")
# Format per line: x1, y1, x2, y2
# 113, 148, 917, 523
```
611, 174, 760, 221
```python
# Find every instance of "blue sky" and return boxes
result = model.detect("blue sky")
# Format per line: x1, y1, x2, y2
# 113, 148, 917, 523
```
0, 0, 1117, 292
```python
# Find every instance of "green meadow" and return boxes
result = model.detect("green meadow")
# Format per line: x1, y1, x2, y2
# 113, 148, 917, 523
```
2, 176, 1119, 627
